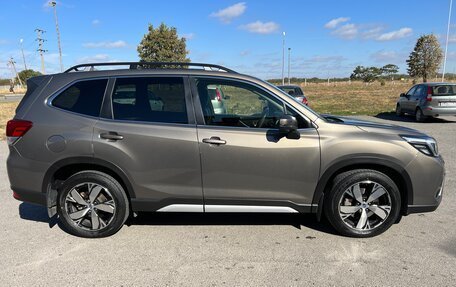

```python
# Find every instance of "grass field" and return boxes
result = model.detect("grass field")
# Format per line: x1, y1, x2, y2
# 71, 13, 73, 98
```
0, 102, 18, 140
300, 80, 412, 115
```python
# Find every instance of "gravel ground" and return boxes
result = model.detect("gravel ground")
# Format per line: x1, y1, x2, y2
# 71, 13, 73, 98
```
1, 115, 455, 286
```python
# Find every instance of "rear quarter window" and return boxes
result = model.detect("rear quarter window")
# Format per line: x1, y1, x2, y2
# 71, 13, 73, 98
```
51, 79, 108, 117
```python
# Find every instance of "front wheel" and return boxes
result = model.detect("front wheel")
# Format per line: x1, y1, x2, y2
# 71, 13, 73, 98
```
395, 104, 404, 116
57, 171, 129, 238
324, 169, 401, 237
415, 108, 427, 122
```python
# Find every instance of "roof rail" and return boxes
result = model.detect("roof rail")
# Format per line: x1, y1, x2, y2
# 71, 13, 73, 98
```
64, 62, 237, 74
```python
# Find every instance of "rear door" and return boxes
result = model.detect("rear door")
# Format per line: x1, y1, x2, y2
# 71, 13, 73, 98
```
192, 77, 320, 213
403, 85, 417, 112
93, 76, 203, 212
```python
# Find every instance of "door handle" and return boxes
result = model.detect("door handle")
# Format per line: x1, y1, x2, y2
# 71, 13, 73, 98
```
100, 132, 124, 141
202, 137, 226, 145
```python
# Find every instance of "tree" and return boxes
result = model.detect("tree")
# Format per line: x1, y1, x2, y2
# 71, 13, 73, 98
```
350, 66, 382, 83
15, 69, 42, 85
407, 34, 443, 82
137, 23, 190, 63
381, 64, 399, 81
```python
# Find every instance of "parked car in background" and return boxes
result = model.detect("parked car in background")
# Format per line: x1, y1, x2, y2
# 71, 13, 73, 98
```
208, 85, 227, 114
396, 83, 456, 122
277, 85, 308, 106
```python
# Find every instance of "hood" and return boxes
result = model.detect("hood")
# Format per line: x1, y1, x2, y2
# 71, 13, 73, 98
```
321, 114, 426, 136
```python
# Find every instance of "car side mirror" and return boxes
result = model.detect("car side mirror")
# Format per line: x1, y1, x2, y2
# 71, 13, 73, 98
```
279, 115, 300, 139
400, 93, 407, 98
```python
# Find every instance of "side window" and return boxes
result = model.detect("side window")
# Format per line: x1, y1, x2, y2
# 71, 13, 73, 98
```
413, 85, 424, 97
112, 77, 188, 124
196, 78, 307, 129
406, 86, 417, 96
52, 79, 107, 117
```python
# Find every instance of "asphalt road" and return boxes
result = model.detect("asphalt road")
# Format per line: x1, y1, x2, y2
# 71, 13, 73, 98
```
1, 115, 455, 286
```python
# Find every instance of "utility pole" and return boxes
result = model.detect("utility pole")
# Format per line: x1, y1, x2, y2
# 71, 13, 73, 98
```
7, 57, 24, 89
50, 1, 63, 72
287, 47, 291, 84
282, 32, 285, 85
35, 29, 47, 74
19, 39, 28, 70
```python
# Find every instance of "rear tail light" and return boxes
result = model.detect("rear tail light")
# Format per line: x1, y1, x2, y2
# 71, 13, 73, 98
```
6, 119, 32, 145
302, 97, 308, 105
215, 89, 222, 102
426, 86, 433, 102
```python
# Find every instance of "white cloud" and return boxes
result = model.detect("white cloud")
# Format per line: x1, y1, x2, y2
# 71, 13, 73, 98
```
181, 33, 195, 40
324, 17, 350, 29
82, 40, 127, 48
92, 19, 101, 26
376, 27, 412, 41
240, 50, 250, 56
76, 54, 111, 63
210, 2, 246, 24
0, 39, 8, 45
240, 21, 279, 34
370, 50, 405, 63
332, 23, 358, 39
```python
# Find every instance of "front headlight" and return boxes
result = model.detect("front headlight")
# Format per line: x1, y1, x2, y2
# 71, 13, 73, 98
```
401, 135, 439, 157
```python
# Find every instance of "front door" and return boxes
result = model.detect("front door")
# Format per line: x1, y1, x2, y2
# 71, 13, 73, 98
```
192, 77, 320, 213
93, 76, 203, 212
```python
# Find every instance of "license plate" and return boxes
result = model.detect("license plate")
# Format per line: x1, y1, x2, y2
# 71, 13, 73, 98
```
439, 102, 456, 106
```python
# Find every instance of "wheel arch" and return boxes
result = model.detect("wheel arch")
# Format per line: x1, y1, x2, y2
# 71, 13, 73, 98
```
313, 156, 413, 216
43, 157, 135, 216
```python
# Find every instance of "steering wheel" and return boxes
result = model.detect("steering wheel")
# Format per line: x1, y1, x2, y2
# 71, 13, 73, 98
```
257, 106, 270, 128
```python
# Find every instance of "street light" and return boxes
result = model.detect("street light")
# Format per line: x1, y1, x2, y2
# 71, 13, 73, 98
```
19, 39, 27, 70
50, 1, 63, 72
288, 47, 291, 84
282, 32, 285, 85
442, 0, 453, 81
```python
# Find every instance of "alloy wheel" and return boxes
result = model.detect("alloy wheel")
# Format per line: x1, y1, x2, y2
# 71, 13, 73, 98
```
64, 182, 116, 231
338, 181, 392, 231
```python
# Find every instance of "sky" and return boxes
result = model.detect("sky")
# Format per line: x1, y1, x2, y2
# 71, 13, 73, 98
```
0, 0, 455, 80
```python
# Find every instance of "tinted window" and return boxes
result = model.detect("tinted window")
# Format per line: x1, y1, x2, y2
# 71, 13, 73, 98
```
197, 78, 307, 129
52, 79, 107, 117
112, 77, 187, 124
413, 85, 424, 97
406, 86, 417, 96
432, 85, 456, 96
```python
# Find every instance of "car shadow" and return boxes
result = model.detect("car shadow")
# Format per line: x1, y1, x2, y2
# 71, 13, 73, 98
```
17, 203, 337, 235
127, 212, 338, 235
18, 202, 58, 228
375, 112, 456, 123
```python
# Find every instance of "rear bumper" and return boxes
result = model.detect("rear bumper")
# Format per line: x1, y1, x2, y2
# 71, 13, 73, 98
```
422, 106, 456, 116
11, 187, 47, 206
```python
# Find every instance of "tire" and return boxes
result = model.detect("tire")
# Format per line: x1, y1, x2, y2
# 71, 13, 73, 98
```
415, 108, 427, 122
395, 104, 404, 116
324, 169, 401, 238
57, 170, 129, 238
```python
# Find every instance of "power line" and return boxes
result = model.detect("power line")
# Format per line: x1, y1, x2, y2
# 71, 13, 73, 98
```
35, 29, 47, 74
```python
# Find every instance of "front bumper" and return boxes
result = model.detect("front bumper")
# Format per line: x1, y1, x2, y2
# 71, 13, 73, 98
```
405, 154, 445, 214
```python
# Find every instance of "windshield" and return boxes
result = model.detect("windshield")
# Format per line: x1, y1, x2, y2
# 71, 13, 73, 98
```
263, 81, 323, 120
432, 85, 456, 96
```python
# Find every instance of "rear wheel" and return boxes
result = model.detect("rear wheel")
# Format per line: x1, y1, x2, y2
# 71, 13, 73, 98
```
415, 108, 427, 122
57, 171, 129, 238
324, 169, 401, 237
395, 104, 404, 116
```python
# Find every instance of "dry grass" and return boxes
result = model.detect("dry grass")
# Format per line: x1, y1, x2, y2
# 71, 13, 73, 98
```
0, 102, 19, 140
301, 81, 413, 115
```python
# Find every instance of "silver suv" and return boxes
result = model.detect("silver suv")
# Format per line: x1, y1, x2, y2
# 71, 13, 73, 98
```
6, 62, 445, 238
396, 83, 456, 122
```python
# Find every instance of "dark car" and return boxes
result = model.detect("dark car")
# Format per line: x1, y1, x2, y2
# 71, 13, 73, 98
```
277, 85, 308, 105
